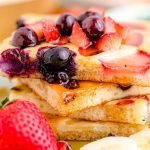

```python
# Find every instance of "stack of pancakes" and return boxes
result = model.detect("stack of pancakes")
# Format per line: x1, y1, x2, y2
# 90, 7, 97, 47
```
1, 13, 150, 141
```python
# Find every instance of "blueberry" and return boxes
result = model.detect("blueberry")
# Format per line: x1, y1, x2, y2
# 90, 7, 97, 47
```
81, 16, 104, 40
58, 72, 69, 84
12, 27, 38, 48
56, 13, 75, 36
64, 79, 79, 89
16, 19, 25, 28
77, 11, 101, 25
42, 46, 71, 69
38, 46, 77, 88
0, 48, 29, 76
45, 73, 55, 83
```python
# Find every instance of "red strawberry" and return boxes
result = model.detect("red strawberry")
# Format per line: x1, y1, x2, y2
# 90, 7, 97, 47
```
79, 46, 101, 56
89, 6, 105, 17
104, 17, 116, 33
57, 36, 69, 45
0, 100, 58, 150
122, 30, 143, 46
43, 20, 60, 43
57, 141, 72, 150
70, 22, 91, 48
100, 50, 150, 74
116, 99, 134, 105
96, 33, 122, 51
26, 21, 44, 41
115, 23, 129, 40
104, 17, 128, 39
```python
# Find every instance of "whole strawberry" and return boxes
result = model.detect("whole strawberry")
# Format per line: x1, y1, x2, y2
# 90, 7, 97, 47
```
0, 100, 58, 150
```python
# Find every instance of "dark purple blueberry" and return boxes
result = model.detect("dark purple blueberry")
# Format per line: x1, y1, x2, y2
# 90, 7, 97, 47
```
77, 11, 101, 25
45, 73, 55, 83
0, 48, 29, 76
58, 72, 69, 84
38, 46, 77, 89
42, 46, 71, 69
12, 27, 38, 48
81, 16, 104, 40
16, 19, 25, 28
56, 13, 75, 36
118, 84, 132, 90
64, 80, 79, 89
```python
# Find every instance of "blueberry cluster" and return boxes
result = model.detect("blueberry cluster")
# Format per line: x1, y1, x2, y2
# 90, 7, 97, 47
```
57, 12, 104, 40
12, 11, 104, 48
38, 46, 78, 89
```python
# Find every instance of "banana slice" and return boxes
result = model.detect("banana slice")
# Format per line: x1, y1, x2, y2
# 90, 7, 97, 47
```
130, 128, 150, 150
80, 137, 138, 150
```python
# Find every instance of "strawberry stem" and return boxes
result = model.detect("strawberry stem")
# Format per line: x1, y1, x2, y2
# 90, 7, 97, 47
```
0, 97, 9, 109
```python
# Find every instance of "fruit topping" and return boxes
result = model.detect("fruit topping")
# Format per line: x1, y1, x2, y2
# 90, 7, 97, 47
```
122, 31, 143, 46
0, 48, 29, 76
81, 16, 104, 40
77, 11, 101, 25
57, 13, 75, 36
79, 46, 101, 56
16, 19, 25, 28
42, 46, 71, 69
104, 17, 128, 39
96, 33, 122, 51
57, 36, 69, 45
57, 141, 72, 150
118, 84, 132, 91
58, 72, 69, 84
116, 99, 134, 105
0, 100, 58, 150
64, 79, 79, 89
43, 20, 60, 43
100, 50, 150, 74
26, 21, 44, 42
104, 17, 116, 33
12, 27, 38, 48
70, 22, 91, 48
38, 46, 77, 88
115, 23, 128, 40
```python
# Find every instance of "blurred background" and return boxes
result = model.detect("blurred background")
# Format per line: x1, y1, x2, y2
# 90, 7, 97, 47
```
0, 0, 150, 41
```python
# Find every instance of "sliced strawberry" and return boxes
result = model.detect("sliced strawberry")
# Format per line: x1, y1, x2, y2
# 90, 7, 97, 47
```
43, 20, 60, 43
122, 22, 145, 30
116, 99, 134, 105
57, 36, 69, 45
115, 23, 129, 40
100, 50, 150, 74
89, 6, 105, 17
104, 17, 116, 33
95, 33, 122, 51
26, 21, 44, 41
104, 17, 128, 39
79, 46, 101, 56
70, 21, 91, 48
122, 30, 143, 46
